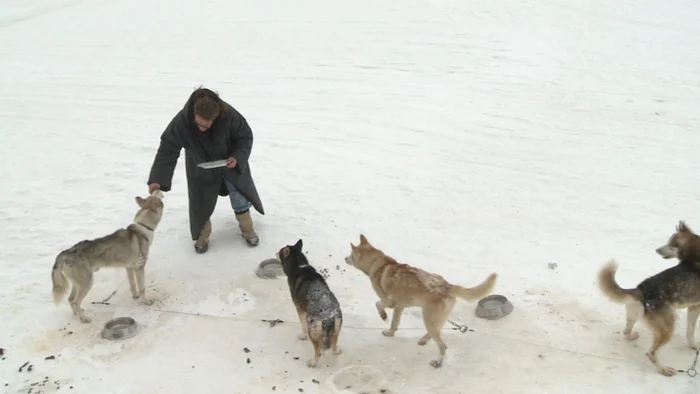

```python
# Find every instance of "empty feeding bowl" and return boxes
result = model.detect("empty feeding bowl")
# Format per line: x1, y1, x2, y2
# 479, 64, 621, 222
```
475, 294, 514, 320
101, 317, 138, 340
255, 258, 284, 279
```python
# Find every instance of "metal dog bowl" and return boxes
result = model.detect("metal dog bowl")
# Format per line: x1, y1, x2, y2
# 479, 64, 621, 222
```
475, 294, 513, 320
101, 317, 138, 340
255, 258, 283, 279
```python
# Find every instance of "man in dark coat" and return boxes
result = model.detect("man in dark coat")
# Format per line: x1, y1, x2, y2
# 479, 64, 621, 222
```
147, 87, 265, 253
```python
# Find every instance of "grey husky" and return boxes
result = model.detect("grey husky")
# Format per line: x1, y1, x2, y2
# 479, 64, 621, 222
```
51, 190, 165, 323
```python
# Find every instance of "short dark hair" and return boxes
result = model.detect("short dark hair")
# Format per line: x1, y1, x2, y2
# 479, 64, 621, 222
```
193, 95, 221, 121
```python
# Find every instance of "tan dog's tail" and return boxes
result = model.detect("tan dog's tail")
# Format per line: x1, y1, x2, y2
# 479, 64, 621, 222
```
51, 257, 69, 304
598, 259, 642, 304
449, 273, 498, 301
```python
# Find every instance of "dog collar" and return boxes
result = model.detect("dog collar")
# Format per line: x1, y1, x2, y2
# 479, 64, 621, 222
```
138, 223, 155, 232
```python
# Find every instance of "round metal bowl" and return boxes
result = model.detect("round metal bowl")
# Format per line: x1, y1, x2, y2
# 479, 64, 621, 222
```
474, 294, 514, 320
255, 258, 283, 279
101, 317, 138, 340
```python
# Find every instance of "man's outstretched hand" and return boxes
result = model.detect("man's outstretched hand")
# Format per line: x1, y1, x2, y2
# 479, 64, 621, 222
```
148, 183, 161, 194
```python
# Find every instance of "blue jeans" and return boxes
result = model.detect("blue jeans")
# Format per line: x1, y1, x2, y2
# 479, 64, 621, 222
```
224, 178, 252, 214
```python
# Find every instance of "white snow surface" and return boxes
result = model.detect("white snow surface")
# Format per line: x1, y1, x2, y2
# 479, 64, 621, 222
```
1, 0, 700, 393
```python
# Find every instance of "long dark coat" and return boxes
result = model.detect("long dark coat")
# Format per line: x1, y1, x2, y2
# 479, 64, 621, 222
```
147, 89, 265, 241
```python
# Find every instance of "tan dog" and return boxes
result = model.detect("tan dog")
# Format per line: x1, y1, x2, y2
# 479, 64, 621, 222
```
344, 234, 498, 368
51, 190, 165, 323
598, 221, 700, 376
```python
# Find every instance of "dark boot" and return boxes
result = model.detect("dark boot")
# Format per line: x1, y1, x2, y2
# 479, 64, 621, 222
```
194, 219, 212, 253
235, 210, 259, 247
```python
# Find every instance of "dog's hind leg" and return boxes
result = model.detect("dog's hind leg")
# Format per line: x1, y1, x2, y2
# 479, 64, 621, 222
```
330, 317, 343, 355
422, 298, 455, 368
382, 306, 404, 337
624, 302, 643, 340
644, 307, 677, 376
306, 319, 323, 368
66, 270, 94, 324
125, 268, 139, 299
134, 266, 153, 305
294, 304, 308, 340
67, 283, 77, 305
307, 335, 322, 368
686, 305, 700, 350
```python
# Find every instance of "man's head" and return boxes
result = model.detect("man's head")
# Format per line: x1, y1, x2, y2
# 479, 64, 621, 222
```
193, 95, 220, 132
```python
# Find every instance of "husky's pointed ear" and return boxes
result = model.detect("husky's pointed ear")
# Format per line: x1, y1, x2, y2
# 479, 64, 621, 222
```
359, 234, 368, 245
678, 221, 693, 234
280, 246, 291, 259
135, 196, 147, 208
293, 239, 303, 251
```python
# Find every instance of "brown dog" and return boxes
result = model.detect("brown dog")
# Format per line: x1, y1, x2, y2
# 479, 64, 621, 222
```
598, 221, 700, 376
344, 234, 498, 368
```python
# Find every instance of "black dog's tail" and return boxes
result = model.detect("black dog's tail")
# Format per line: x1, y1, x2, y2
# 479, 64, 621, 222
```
309, 315, 341, 351
598, 259, 643, 304
321, 317, 338, 350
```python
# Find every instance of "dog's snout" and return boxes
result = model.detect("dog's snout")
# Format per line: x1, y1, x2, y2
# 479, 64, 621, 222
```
655, 246, 676, 259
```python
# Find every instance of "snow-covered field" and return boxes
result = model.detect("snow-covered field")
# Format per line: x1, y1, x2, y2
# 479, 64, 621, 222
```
1, 0, 699, 392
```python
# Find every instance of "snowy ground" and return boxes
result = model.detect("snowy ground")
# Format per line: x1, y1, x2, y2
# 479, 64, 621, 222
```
1, 0, 700, 392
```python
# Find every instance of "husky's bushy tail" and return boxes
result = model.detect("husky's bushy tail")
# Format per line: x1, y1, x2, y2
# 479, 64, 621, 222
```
449, 273, 498, 301
598, 259, 642, 304
51, 255, 69, 304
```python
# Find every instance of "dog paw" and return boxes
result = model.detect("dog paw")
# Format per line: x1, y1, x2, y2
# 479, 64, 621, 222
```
141, 298, 154, 306
306, 358, 318, 368
429, 359, 443, 368
375, 301, 388, 321
659, 366, 676, 376
79, 316, 92, 324
625, 331, 639, 341
194, 242, 209, 254
131, 293, 140, 299
297, 333, 308, 340
689, 342, 699, 351
418, 335, 430, 346
382, 329, 395, 337
332, 346, 342, 355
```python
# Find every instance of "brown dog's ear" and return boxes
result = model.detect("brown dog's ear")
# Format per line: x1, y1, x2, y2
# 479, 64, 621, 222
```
280, 246, 290, 259
359, 234, 368, 245
677, 221, 693, 234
